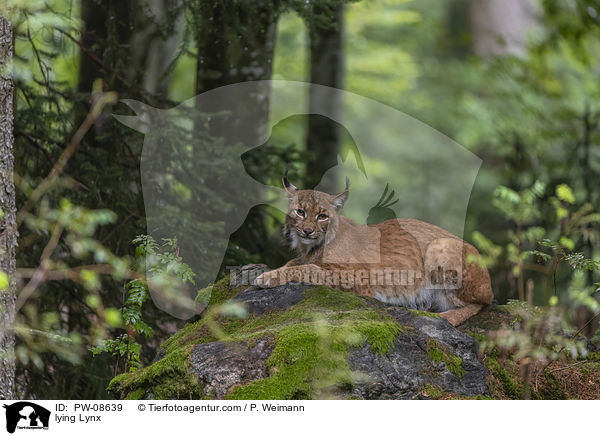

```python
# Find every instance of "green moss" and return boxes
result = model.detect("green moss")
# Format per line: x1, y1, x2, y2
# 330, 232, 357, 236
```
194, 275, 247, 308
408, 309, 441, 318
125, 388, 147, 400
581, 361, 600, 376
472, 394, 494, 400
467, 332, 487, 344
484, 350, 522, 399
107, 373, 130, 393
301, 285, 372, 311
586, 351, 600, 362
161, 276, 248, 355
223, 286, 401, 399
422, 384, 446, 399
426, 338, 465, 379
160, 320, 215, 355
422, 384, 493, 400
108, 346, 202, 400
209, 276, 246, 307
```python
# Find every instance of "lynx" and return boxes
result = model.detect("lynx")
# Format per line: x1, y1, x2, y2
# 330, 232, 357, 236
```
255, 168, 494, 326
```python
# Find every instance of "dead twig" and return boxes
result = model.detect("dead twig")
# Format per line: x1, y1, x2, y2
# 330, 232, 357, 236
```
547, 360, 588, 374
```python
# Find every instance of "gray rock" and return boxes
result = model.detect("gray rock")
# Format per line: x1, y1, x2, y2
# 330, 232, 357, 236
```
190, 337, 274, 398
234, 282, 309, 315
348, 308, 489, 399
188, 284, 489, 399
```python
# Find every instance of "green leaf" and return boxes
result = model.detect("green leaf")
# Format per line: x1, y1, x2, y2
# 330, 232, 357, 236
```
219, 301, 248, 319
556, 207, 568, 219
0, 271, 9, 290
559, 236, 575, 251
85, 294, 101, 309
104, 308, 123, 328
80, 269, 100, 289
556, 184, 575, 204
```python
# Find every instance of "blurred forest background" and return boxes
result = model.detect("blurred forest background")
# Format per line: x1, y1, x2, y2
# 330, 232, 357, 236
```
0, 0, 599, 399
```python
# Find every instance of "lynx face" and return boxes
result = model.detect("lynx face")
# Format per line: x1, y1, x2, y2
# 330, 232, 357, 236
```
286, 191, 337, 248
282, 170, 349, 252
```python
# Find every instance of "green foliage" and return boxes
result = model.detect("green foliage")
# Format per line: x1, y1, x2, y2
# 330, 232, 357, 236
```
92, 335, 142, 372
134, 235, 196, 289
91, 235, 196, 372
13, 189, 132, 375
473, 179, 600, 398
492, 181, 545, 225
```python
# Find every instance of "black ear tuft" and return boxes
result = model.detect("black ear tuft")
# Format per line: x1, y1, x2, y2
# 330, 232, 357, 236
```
283, 163, 292, 189
282, 163, 297, 194
331, 178, 350, 210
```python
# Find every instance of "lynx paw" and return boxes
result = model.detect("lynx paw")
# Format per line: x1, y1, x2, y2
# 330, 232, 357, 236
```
254, 269, 281, 288
254, 265, 318, 288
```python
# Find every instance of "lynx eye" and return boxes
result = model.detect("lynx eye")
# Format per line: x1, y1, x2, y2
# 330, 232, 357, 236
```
295, 209, 306, 218
317, 213, 329, 222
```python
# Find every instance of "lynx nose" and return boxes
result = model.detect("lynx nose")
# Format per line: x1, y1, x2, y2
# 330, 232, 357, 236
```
303, 228, 314, 236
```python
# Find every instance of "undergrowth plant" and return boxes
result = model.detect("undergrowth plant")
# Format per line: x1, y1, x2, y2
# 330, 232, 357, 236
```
473, 181, 600, 398
92, 235, 196, 373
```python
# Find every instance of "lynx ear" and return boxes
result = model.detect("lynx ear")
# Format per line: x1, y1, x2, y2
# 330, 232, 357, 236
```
331, 177, 350, 210
283, 164, 297, 196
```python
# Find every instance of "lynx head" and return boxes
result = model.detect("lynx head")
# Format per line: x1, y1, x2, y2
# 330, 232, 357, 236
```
282, 165, 349, 254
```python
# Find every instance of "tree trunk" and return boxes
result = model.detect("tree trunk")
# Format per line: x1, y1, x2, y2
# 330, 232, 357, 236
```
469, 0, 539, 56
128, 0, 185, 97
193, 1, 277, 95
189, 0, 279, 257
0, 17, 17, 400
305, 3, 344, 191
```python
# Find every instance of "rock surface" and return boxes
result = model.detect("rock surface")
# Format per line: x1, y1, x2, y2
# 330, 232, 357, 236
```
190, 337, 274, 398
348, 308, 488, 399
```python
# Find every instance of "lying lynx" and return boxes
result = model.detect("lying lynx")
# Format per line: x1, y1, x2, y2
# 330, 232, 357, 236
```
255, 168, 494, 326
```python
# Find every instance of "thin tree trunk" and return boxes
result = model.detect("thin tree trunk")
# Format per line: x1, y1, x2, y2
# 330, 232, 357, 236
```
193, 1, 277, 98
469, 0, 539, 56
305, 3, 344, 191
0, 17, 17, 400
129, 0, 185, 97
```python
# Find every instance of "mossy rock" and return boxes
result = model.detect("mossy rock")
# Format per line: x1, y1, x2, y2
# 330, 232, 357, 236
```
109, 277, 492, 400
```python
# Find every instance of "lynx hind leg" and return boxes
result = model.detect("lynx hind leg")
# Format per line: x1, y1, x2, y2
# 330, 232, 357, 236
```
458, 244, 494, 305
439, 303, 485, 327
424, 238, 493, 326
423, 237, 464, 291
